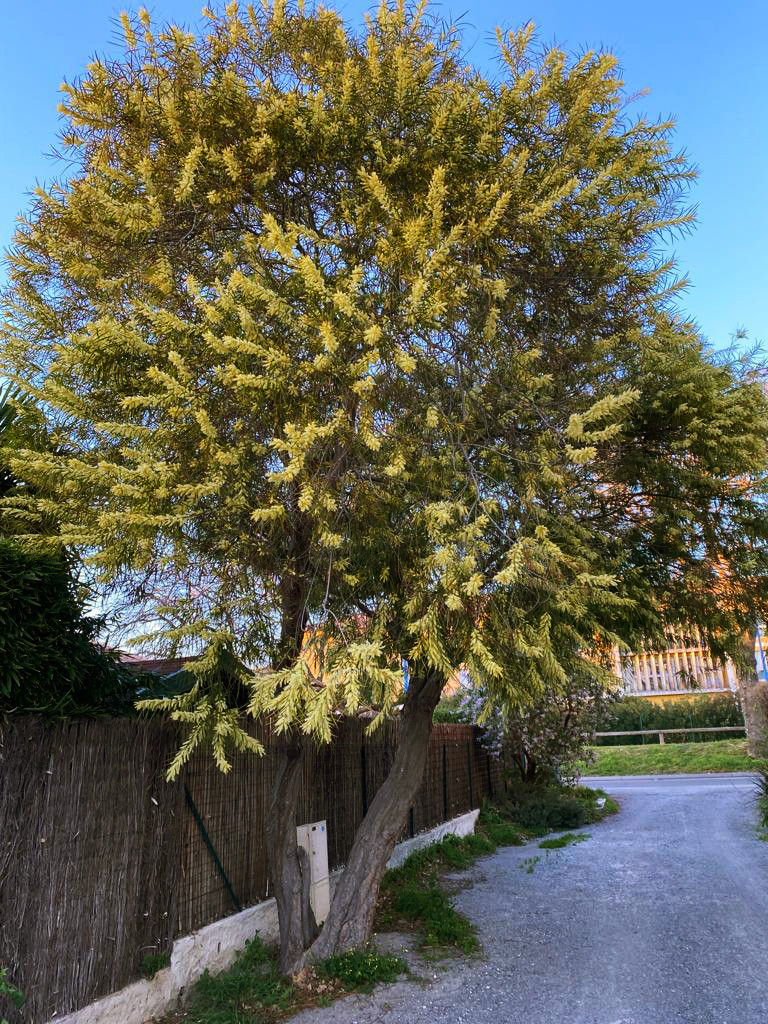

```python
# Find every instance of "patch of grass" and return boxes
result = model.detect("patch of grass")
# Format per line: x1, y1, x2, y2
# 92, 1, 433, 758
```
538, 832, 590, 850
577, 738, 759, 775
597, 792, 620, 815
477, 803, 527, 845
377, 802, 536, 955
174, 939, 294, 1024
317, 949, 406, 992
391, 882, 477, 952
484, 820, 526, 845
519, 855, 541, 874
141, 952, 171, 979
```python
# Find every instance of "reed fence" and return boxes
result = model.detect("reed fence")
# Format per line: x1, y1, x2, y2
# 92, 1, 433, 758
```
0, 716, 500, 1024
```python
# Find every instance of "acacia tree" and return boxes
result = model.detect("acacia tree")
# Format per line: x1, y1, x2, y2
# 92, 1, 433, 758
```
3, 2, 768, 970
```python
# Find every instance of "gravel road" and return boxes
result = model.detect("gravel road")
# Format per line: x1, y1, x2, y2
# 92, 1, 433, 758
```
294, 773, 768, 1024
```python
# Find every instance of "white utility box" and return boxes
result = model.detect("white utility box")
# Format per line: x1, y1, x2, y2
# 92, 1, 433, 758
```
296, 820, 330, 924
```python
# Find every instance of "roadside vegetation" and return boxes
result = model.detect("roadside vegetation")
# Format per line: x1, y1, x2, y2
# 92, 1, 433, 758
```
538, 832, 591, 850
756, 765, 768, 832
594, 695, 744, 745
579, 738, 759, 775
154, 787, 617, 1024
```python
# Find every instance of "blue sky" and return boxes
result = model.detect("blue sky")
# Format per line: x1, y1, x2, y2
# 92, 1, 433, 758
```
2, 1, 766, 352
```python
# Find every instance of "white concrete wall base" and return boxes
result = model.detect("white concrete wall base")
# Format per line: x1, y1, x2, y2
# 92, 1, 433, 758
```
47, 810, 479, 1024
385, 809, 479, 868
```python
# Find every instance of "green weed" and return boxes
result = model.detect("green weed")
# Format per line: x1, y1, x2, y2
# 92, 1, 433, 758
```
180, 939, 294, 1024
318, 949, 406, 992
391, 883, 477, 953
140, 952, 171, 979
519, 855, 541, 874
597, 794, 620, 815
484, 820, 526, 845
0, 967, 25, 1024
538, 832, 590, 850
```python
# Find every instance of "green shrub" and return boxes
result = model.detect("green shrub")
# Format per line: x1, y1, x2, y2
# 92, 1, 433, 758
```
318, 949, 405, 991
462, 832, 497, 856
432, 694, 466, 723
509, 787, 589, 831
596, 694, 744, 745
484, 820, 525, 845
0, 540, 137, 715
477, 804, 526, 845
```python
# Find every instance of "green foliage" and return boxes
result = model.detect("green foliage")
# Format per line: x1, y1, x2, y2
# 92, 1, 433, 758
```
392, 883, 477, 953
0, 967, 25, 1024
567, 785, 620, 821
379, 810, 529, 952
481, 820, 526, 847
181, 939, 294, 1024
454, 670, 618, 782
477, 802, 528, 845
138, 640, 264, 775
581, 738, 759, 775
538, 832, 590, 849
501, 785, 591, 831
0, 538, 135, 714
317, 949, 406, 991
140, 952, 171, 980
4, 0, 767, 778
596, 695, 744, 744
519, 856, 541, 874
753, 765, 768, 829
432, 695, 465, 724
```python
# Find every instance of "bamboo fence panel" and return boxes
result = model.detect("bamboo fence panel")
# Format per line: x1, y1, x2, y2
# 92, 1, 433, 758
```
0, 718, 182, 1024
1, 716, 495, 1023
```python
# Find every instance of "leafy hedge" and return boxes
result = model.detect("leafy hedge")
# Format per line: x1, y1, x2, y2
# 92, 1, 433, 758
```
595, 694, 744, 745
0, 539, 135, 715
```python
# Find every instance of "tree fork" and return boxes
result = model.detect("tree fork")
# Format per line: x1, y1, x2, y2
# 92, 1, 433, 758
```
265, 735, 319, 973
266, 565, 316, 975
307, 668, 445, 962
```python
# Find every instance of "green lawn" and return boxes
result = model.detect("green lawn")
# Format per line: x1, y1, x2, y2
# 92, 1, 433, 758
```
579, 739, 762, 775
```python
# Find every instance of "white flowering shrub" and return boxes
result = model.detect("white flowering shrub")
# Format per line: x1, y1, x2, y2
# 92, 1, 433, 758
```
453, 669, 616, 783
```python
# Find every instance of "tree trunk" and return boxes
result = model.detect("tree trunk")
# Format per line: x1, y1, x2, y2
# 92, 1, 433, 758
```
265, 735, 318, 973
307, 668, 445, 962
265, 534, 316, 974
738, 631, 768, 759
